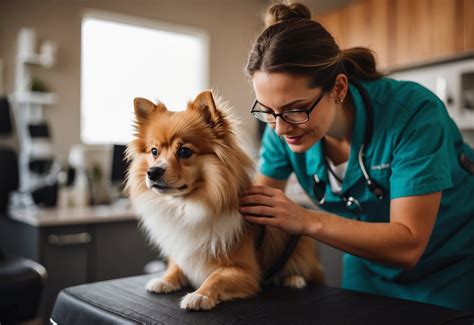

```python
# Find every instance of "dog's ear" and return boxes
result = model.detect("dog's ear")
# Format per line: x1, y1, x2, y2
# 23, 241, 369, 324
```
134, 98, 166, 122
191, 91, 222, 128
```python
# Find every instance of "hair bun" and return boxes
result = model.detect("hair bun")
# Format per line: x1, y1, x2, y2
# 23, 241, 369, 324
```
264, 2, 312, 27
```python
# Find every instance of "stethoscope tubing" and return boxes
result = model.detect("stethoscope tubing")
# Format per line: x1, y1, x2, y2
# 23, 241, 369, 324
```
312, 80, 384, 212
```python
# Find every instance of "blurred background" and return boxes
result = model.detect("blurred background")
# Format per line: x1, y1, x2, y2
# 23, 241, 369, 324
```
0, 0, 473, 323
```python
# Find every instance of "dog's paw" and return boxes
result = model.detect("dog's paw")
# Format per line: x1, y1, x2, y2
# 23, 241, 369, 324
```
146, 277, 180, 293
180, 292, 216, 311
282, 275, 307, 289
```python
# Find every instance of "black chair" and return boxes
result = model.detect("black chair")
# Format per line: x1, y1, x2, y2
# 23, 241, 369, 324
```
0, 249, 47, 324
0, 97, 47, 324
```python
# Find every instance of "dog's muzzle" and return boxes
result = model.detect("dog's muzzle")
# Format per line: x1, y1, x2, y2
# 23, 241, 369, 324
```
147, 167, 165, 182
147, 167, 188, 192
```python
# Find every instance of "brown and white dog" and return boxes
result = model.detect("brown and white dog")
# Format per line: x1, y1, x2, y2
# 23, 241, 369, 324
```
126, 91, 324, 310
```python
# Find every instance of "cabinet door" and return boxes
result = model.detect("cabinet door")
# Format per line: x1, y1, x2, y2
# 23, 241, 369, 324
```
390, 0, 464, 67
92, 220, 156, 281
41, 225, 91, 318
316, 9, 344, 45
464, 0, 474, 50
318, 0, 470, 70
317, 0, 391, 69
342, 0, 391, 69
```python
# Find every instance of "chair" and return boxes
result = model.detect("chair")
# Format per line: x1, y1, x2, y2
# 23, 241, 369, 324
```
0, 96, 47, 324
0, 250, 47, 324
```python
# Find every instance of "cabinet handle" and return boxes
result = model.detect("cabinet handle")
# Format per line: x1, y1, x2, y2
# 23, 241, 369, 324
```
48, 233, 91, 246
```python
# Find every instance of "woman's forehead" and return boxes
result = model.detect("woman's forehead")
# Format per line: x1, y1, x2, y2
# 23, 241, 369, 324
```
252, 72, 319, 107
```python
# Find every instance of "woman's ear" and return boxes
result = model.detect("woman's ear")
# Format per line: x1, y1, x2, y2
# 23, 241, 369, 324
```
332, 74, 349, 104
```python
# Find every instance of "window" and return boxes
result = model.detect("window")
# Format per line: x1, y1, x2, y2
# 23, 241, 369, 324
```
81, 13, 209, 144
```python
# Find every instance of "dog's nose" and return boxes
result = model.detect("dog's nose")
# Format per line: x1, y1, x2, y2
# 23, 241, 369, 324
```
147, 167, 165, 181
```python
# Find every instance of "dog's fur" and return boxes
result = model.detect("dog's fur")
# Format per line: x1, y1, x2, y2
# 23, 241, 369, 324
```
126, 91, 324, 310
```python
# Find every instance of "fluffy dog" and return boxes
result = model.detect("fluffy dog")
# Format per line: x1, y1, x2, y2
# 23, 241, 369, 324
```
126, 90, 324, 310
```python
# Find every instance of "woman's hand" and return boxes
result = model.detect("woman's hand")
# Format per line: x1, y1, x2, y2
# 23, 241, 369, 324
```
239, 185, 315, 235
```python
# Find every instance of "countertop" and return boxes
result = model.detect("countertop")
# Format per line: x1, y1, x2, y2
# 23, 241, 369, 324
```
8, 199, 136, 227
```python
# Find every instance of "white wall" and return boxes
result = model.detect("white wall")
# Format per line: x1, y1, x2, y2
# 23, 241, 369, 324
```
0, 0, 267, 161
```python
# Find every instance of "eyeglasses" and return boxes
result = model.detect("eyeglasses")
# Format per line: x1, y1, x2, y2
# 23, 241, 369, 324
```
313, 174, 362, 214
250, 92, 325, 125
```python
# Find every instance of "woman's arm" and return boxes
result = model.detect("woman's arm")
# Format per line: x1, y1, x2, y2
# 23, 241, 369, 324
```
240, 177, 441, 269
309, 193, 440, 268
254, 172, 287, 191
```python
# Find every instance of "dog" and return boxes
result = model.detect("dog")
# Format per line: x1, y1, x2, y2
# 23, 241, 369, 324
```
126, 90, 324, 311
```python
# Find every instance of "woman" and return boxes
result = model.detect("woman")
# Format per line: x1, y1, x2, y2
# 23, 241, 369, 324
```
239, 2, 474, 313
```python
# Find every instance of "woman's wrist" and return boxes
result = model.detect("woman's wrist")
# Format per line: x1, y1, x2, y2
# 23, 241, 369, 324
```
302, 209, 324, 237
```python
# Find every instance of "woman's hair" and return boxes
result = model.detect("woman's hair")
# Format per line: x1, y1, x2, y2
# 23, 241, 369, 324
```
246, 2, 383, 90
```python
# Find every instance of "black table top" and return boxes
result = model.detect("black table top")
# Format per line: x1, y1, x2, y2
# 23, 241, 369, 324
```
51, 273, 473, 325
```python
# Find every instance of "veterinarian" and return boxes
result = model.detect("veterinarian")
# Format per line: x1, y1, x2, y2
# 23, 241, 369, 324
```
239, 2, 474, 313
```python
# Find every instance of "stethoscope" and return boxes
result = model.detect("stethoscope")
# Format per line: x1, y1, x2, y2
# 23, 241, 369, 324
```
312, 80, 384, 214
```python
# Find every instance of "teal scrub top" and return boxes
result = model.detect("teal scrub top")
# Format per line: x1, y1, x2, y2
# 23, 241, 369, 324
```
258, 77, 474, 312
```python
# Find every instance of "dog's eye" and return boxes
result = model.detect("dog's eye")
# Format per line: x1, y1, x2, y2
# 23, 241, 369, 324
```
151, 148, 158, 157
177, 147, 193, 159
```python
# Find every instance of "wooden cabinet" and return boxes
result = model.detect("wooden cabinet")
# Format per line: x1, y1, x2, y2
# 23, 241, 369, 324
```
317, 0, 473, 70
465, 0, 474, 50
317, 0, 391, 69
392, 0, 464, 67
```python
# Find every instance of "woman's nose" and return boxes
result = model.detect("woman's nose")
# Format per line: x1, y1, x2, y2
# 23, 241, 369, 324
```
274, 117, 292, 136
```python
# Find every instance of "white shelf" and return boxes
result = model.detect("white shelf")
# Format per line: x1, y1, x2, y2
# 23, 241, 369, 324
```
12, 91, 57, 105
18, 52, 54, 67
